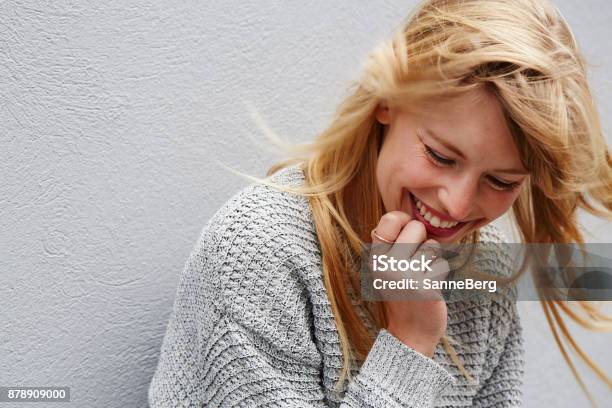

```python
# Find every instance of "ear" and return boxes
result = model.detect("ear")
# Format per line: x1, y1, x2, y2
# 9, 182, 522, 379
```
375, 103, 391, 125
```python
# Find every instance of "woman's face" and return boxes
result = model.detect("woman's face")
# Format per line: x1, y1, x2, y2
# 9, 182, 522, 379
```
376, 87, 529, 243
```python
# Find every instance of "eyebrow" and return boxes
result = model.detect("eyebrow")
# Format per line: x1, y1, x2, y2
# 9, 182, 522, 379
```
423, 128, 529, 175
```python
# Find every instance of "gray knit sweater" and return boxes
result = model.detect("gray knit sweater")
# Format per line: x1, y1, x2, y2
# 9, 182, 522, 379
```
148, 165, 524, 407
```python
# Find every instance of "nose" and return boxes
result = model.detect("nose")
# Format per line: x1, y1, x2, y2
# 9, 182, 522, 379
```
438, 176, 478, 221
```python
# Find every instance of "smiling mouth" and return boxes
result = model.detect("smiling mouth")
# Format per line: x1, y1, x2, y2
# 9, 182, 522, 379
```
406, 191, 470, 238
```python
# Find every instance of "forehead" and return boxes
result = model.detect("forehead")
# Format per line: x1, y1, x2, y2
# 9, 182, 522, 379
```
408, 88, 524, 169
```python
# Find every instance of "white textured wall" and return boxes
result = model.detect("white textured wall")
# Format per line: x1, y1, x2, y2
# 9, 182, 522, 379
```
1, 1, 610, 407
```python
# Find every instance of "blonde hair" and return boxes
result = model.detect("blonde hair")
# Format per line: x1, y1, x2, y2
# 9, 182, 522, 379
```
240, 0, 611, 403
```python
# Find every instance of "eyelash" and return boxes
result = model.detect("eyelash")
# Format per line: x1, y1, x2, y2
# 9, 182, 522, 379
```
424, 144, 455, 167
423, 144, 521, 192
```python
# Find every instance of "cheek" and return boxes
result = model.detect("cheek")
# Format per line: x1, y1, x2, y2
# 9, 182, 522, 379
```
380, 158, 436, 198
482, 190, 520, 220
377, 139, 414, 186
385, 147, 437, 185
376, 131, 440, 208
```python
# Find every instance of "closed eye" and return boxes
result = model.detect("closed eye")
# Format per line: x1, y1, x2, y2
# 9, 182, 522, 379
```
424, 142, 522, 191
424, 144, 455, 167
426, 144, 521, 191
487, 176, 520, 191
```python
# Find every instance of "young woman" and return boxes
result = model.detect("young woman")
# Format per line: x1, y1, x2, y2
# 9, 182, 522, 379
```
149, 0, 611, 406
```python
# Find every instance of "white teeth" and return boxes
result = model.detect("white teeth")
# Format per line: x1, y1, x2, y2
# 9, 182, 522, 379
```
414, 197, 459, 229
417, 200, 426, 216
430, 216, 441, 227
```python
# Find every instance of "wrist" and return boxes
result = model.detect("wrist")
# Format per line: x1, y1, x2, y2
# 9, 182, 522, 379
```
386, 326, 441, 357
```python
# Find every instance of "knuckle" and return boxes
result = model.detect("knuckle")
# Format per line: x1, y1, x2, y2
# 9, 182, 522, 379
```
408, 220, 426, 236
381, 211, 406, 224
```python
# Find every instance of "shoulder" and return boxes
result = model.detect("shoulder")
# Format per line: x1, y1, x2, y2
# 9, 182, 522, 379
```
198, 163, 321, 288
199, 164, 320, 265
183, 165, 323, 359
206, 164, 316, 243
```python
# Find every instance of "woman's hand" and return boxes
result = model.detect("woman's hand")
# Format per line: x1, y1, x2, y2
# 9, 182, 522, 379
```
370, 211, 450, 357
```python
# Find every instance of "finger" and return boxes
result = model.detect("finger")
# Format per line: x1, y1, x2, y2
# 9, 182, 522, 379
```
371, 211, 412, 244
391, 220, 427, 259
416, 239, 443, 264
396, 220, 427, 244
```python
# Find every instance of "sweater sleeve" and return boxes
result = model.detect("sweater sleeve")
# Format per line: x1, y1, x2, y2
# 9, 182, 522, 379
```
156, 314, 455, 407
148, 182, 455, 407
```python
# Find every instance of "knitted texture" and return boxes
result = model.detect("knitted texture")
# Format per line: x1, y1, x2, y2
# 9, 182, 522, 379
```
148, 165, 525, 407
